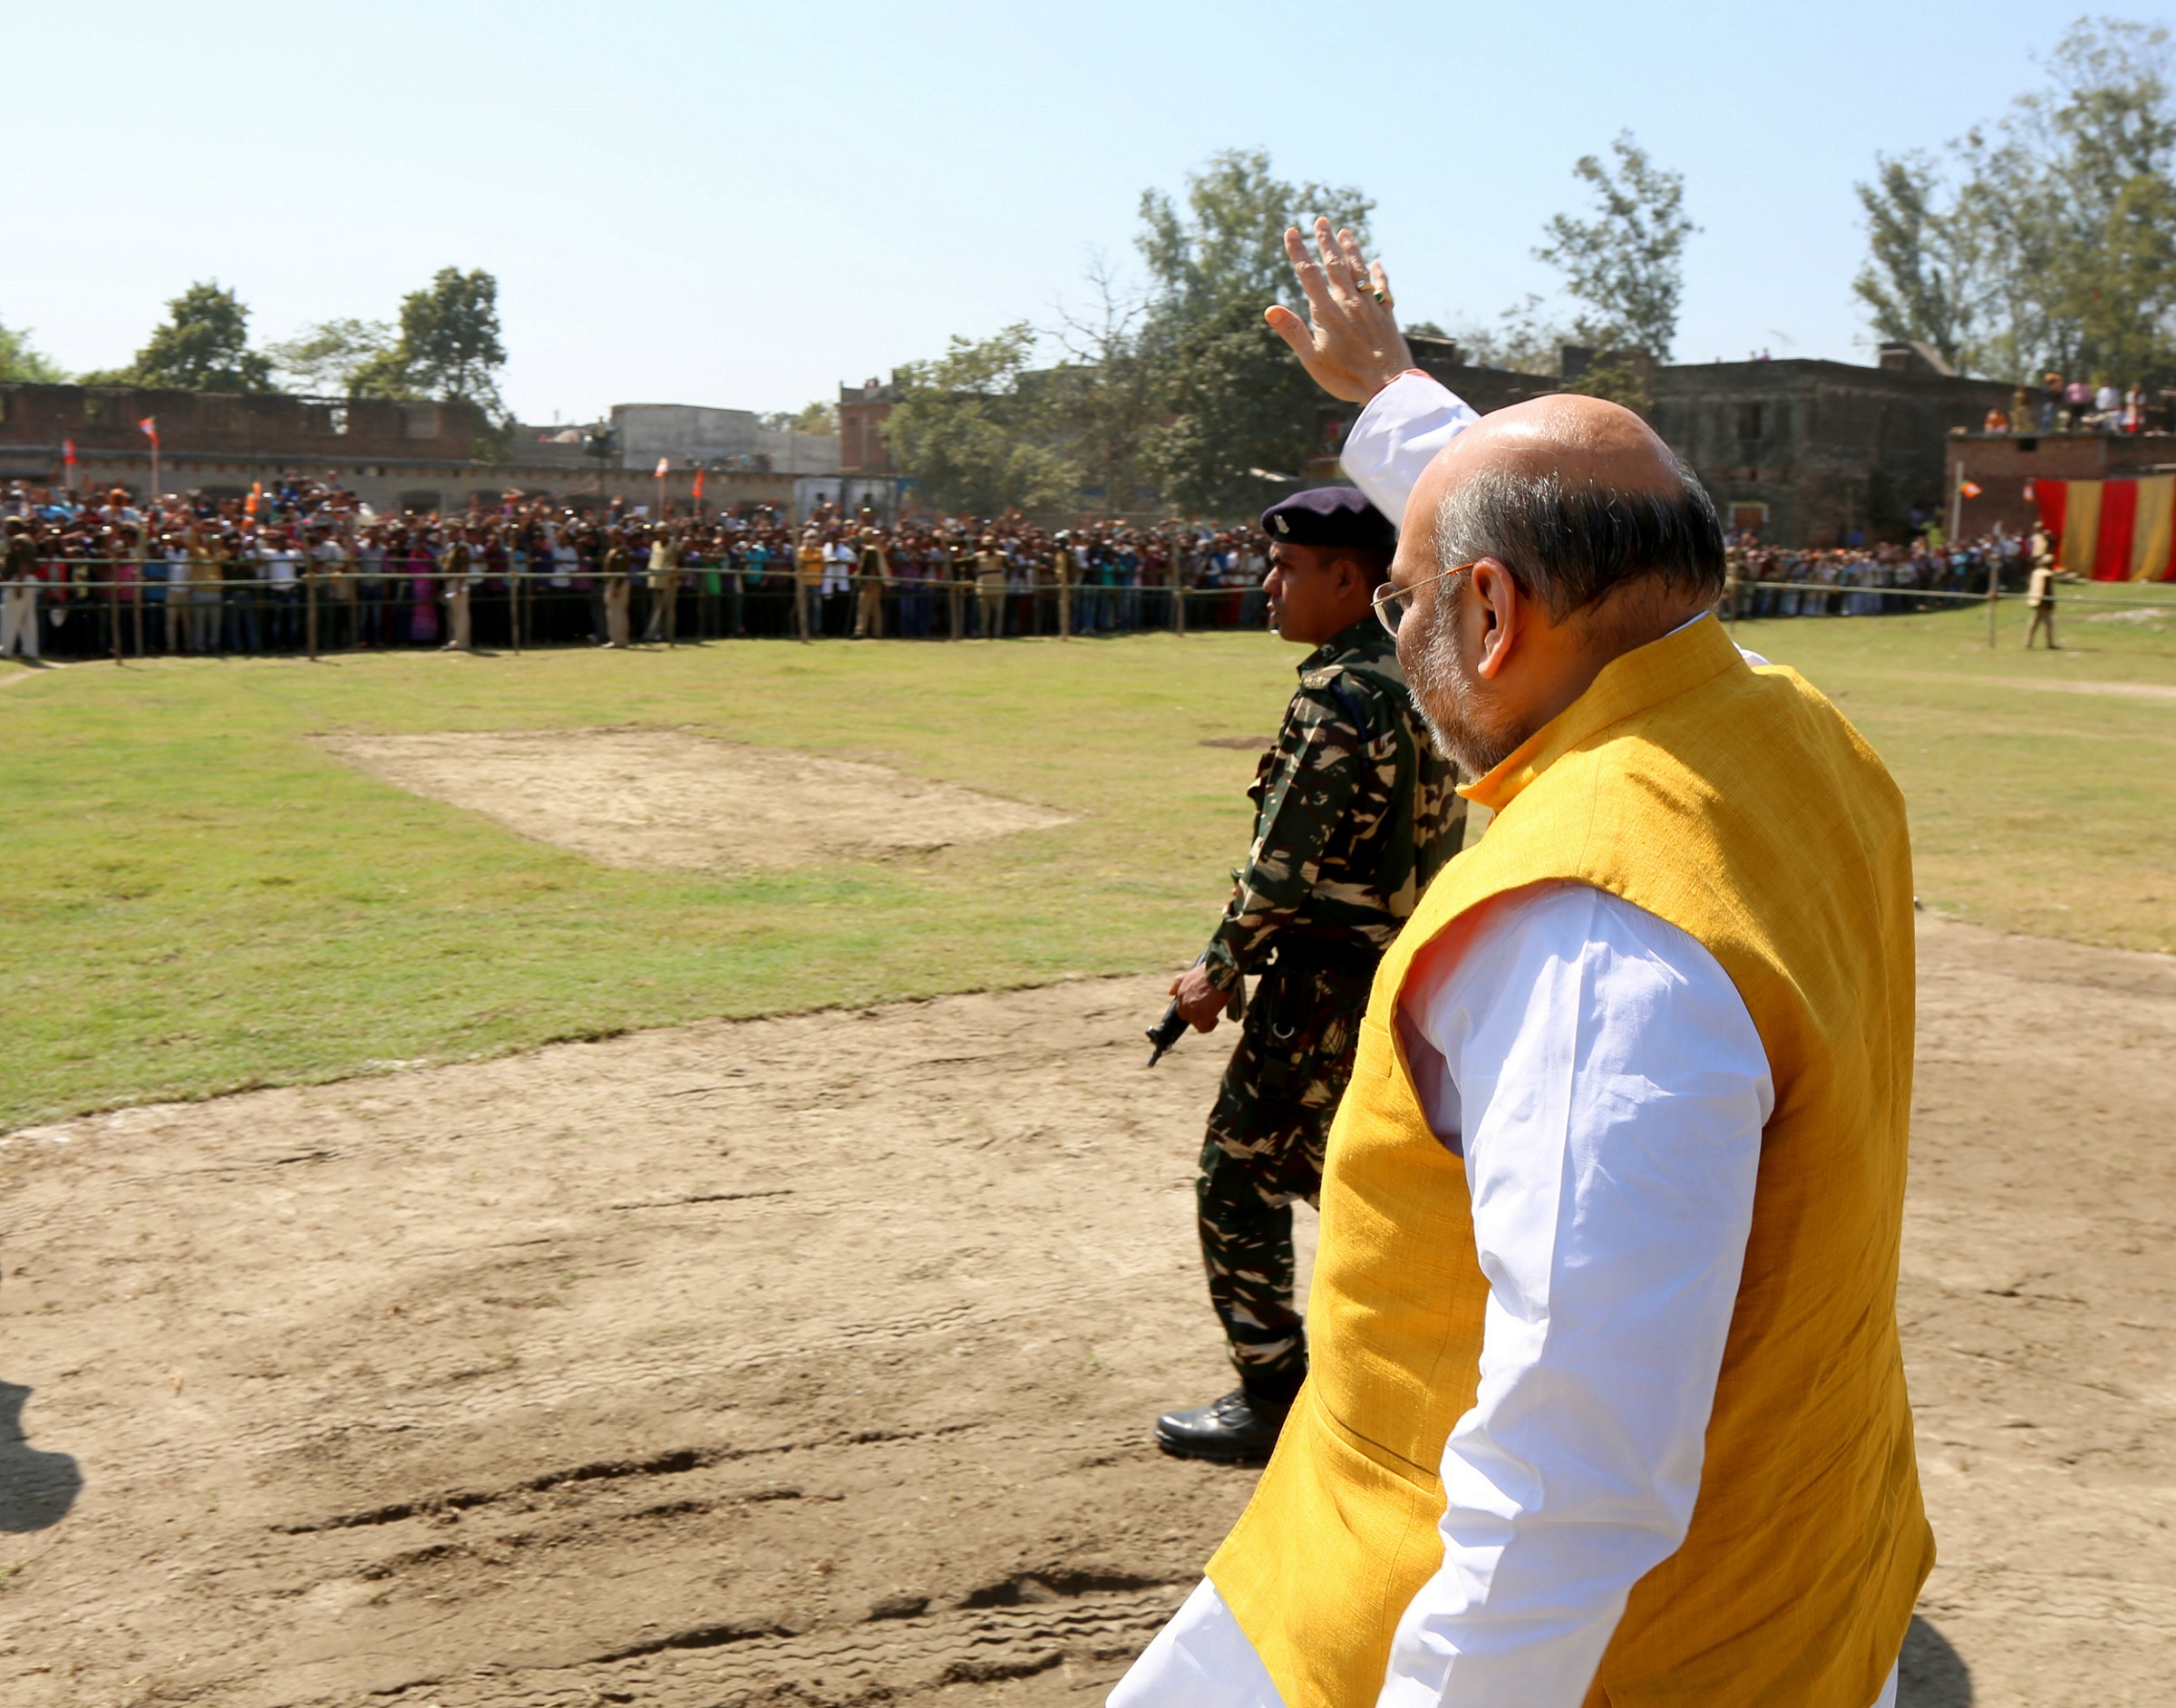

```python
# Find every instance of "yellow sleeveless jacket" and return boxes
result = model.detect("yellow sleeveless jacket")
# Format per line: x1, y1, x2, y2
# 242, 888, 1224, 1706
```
1208, 615, 1933, 1706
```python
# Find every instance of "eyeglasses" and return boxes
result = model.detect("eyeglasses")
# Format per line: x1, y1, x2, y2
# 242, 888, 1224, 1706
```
1372, 559, 1478, 635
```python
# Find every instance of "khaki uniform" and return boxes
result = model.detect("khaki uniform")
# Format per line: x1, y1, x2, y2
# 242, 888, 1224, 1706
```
643, 536, 682, 643
602, 542, 632, 647
853, 540, 887, 638
442, 541, 473, 651
975, 548, 1006, 639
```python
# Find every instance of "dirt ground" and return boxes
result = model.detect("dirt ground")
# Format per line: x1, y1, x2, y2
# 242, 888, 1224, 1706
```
321, 730, 1073, 871
2, 917, 2171, 1707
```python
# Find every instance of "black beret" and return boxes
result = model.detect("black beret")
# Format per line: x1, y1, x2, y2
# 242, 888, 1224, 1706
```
1259, 485, 1395, 549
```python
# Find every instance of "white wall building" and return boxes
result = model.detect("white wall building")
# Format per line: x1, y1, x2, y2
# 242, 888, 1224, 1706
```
610, 403, 837, 476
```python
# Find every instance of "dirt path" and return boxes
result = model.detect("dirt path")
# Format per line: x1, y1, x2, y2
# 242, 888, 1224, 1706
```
320, 729, 1074, 872
2, 920, 2171, 1707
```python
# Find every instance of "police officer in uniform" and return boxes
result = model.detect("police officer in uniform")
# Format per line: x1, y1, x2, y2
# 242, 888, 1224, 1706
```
1156, 485, 1465, 1462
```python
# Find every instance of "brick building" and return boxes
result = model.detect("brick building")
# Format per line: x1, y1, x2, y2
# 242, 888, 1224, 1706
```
838, 377, 895, 476
0, 381, 803, 517
1649, 346, 2011, 545
0, 376, 485, 476
1944, 428, 2176, 541
1309, 338, 2015, 547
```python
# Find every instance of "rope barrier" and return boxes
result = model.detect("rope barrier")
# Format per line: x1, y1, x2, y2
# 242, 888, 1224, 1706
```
1728, 578, 2174, 609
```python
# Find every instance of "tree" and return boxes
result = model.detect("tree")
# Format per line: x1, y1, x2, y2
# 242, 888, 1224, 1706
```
759, 401, 838, 434
1136, 149, 1375, 517
394, 267, 507, 413
84, 280, 273, 392
1046, 250, 1158, 511
0, 319, 67, 383
1535, 131, 1698, 359
264, 317, 400, 394
1851, 152, 1984, 370
1854, 18, 2176, 385
883, 323, 1076, 516
1445, 294, 1578, 374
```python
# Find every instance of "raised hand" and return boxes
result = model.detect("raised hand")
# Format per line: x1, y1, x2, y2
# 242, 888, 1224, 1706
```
1264, 217, 1415, 404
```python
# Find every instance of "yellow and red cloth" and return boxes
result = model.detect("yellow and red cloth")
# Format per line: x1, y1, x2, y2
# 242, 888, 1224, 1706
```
2034, 478, 2176, 580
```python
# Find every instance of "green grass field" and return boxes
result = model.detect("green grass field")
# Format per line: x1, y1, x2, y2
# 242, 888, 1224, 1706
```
3, 589, 2171, 1130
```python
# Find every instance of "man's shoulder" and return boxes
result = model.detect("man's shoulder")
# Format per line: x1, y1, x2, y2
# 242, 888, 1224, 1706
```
1297, 631, 1410, 725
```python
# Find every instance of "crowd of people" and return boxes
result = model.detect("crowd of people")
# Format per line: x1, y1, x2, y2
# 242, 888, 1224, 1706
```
0, 477, 1285, 662
1721, 530, 2031, 617
1983, 373, 2161, 434
0, 474, 2050, 665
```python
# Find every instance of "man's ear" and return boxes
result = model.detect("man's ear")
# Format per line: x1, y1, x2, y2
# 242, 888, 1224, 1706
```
1469, 558, 1521, 679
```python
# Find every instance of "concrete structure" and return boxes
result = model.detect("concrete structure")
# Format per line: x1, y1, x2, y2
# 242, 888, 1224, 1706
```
608, 403, 837, 476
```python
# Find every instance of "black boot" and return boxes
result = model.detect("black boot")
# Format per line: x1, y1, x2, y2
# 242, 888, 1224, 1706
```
1154, 1383, 1297, 1464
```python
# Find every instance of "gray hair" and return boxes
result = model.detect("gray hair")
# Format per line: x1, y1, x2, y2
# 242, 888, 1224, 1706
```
1433, 460, 1725, 618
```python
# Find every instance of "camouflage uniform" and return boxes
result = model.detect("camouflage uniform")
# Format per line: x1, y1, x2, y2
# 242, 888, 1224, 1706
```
1195, 615, 1464, 1397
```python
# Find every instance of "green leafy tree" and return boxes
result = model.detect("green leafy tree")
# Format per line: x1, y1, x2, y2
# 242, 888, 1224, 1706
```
84, 280, 273, 392
334, 267, 509, 413
1851, 152, 1984, 370
1535, 131, 1698, 359
393, 267, 507, 412
883, 323, 1076, 516
0, 319, 67, 383
1855, 18, 2176, 385
1136, 149, 1375, 517
264, 317, 399, 394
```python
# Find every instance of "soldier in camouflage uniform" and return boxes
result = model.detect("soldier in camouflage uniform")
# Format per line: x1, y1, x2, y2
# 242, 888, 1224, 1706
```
1155, 486, 1465, 1463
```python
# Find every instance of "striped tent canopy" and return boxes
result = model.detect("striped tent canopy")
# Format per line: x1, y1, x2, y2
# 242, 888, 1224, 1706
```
2034, 478, 2176, 580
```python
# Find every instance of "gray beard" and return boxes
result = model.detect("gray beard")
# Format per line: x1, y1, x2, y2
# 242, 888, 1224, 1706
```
1403, 591, 1530, 779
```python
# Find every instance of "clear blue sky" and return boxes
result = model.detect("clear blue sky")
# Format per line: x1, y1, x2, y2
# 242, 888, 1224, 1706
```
5, 1, 2142, 422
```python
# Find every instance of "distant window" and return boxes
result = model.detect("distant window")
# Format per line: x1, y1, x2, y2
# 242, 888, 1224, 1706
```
1736, 403, 1764, 442
329, 405, 350, 436
1731, 502, 1769, 533
403, 404, 442, 441
85, 394, 106, 424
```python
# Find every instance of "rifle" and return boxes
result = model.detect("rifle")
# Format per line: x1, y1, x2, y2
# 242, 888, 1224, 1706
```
1145, 954, 1244, 1067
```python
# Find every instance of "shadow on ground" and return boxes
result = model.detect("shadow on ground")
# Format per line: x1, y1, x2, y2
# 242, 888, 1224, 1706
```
1899, 1615, 1972, 1706
0, 1382, 80, 1534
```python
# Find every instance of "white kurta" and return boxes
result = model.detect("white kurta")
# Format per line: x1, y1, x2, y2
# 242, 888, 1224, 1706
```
1110, 375, 1896, 1708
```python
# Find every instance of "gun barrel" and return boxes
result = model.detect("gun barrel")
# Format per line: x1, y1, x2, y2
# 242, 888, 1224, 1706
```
1145, 1000, 1189, 1067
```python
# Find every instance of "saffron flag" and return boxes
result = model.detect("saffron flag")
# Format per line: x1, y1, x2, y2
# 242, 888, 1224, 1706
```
655, 458, 669, 479
692, 470, 705, 501
138, 417, 159, 448
247, 480, 262, 517
1959, 480, 1983, 499
62, 438, 75, 466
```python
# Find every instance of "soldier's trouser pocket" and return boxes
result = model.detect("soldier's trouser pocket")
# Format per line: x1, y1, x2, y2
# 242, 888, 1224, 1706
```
1252, 961, 1371, 1101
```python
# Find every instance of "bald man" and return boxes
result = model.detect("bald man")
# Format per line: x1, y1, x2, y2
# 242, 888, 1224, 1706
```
1112, 223, 1928, 1707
